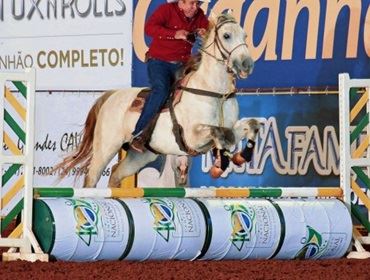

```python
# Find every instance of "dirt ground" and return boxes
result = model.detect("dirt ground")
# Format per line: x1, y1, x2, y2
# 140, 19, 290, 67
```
2, 219, 369, 279
0, 258, 369, 280
1, 227, 369, 279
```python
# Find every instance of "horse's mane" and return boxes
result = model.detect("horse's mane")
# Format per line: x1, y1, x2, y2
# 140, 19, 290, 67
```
175, 53, 202, 83
175, 13, 237, 84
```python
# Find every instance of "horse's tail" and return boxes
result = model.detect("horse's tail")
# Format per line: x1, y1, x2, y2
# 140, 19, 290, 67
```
54, 90, 116, 181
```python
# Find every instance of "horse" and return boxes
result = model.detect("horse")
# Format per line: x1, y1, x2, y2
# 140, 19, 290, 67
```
55, 14, 258, 188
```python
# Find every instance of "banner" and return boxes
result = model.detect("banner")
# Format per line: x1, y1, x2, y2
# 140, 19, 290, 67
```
131, 0, 369, 187
190, 94, 339, 187
132, 0, 370, 88
0, 0, 132, 90
33, 92, 117, 188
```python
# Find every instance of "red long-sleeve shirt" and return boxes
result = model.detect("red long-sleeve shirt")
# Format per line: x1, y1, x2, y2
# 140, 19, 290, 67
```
145, 3, 209, 63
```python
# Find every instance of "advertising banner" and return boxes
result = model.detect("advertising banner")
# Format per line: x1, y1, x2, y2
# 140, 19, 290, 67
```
131, 0, 369, 188
132, 0, 370, 88
0, 0, 133, 90
190, 94, 340, 187
33, 92, 117, 188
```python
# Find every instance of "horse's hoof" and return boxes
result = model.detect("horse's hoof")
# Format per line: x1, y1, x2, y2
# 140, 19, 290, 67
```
108, 176, 121, 188
210, 166, 224, 178
232, 152, 246, 166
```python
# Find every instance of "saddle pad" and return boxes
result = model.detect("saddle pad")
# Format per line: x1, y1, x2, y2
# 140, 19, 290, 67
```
128, 87, 183, 113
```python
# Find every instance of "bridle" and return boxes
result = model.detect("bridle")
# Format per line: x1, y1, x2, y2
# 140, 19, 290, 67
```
198, 19, 249, 76
178, 19, 250, 99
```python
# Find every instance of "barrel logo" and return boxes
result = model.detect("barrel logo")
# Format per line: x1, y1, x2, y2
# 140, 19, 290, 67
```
145, 198, 176, 242
295, 225, 327, 259
225, 204, 255, 251
66, 199, 100, 246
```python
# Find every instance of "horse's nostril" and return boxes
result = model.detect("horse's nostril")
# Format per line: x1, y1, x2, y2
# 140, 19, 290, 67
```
242, 60, 249, 69
242, 57, 254, 71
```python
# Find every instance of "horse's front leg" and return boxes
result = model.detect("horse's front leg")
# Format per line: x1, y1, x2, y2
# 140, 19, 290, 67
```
209, 148, 232, 178
232, 139, 256, 165
231, 118, 261, 165
193, 124, 235, 178
193, 124, 235, 150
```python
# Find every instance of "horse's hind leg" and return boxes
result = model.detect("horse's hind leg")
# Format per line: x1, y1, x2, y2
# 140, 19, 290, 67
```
85, 154, 117, 188
84, 128, 126, 188
108, 150, 158, 188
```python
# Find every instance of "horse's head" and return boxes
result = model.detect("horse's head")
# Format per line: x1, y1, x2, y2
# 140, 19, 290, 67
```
202, 13, 254, 79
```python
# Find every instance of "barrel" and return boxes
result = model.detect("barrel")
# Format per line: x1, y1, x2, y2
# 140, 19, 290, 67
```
33, 197, 206, 261
272, 199, 353, 259
33, 198, 352, 261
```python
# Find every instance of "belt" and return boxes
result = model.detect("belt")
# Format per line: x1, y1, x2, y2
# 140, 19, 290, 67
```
147, 56, 182, 65
167, 60, 182, 64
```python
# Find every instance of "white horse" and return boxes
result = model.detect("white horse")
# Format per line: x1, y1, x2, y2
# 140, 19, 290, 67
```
55, 14, 258, 188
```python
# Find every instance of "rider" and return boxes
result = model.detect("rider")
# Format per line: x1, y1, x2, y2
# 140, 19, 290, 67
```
130, 0, 209, 153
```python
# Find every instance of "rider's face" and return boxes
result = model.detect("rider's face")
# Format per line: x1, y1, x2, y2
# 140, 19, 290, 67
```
178, 0, 200, 18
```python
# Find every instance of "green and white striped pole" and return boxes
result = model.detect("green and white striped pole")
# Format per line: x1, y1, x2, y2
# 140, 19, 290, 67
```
33, 186, 343, 199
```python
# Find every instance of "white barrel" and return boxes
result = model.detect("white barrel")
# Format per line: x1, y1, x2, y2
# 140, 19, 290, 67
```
272, 199, 352, 259
122, 198, 206, 260
33, 198, 130, 261
197, 199, 281, 260
33, 198, 352, 261
309, 199, 352, 259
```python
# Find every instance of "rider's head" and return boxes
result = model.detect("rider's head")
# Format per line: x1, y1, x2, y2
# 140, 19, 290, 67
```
177, 0, 202, 18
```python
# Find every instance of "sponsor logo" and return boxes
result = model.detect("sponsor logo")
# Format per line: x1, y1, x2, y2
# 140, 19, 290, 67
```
145, 198, 176, 242
0, 0, 126, 21
66, 199, 100, 246
295, 225, 327, 259
225, 204, 255, 251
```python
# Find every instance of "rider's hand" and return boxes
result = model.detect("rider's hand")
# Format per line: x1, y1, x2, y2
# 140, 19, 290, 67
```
197, 28, 207, 37
175, 30, 189, 40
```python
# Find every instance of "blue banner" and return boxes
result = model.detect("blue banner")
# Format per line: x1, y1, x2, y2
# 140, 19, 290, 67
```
131, 0, 367, 187
132, 0, 370, 88
189, 94, 339, 187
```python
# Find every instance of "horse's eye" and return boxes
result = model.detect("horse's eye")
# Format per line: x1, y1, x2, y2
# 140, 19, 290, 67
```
223, 33, 230, 40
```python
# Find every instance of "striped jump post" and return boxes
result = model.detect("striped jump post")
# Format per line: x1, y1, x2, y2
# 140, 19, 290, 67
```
0, 69, 48, 262
339, 73, 370, 258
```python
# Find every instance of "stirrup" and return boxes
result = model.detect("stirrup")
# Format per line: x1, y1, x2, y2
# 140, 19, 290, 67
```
130, 136, 146, 153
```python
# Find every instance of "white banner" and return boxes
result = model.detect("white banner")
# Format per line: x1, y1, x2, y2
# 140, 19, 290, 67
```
33, 91, 116, 188
0, 0, 132, 90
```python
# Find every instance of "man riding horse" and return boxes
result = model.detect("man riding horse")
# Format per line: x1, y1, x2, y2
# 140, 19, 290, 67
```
54, 9, 258, 188
130, 0, 209, 153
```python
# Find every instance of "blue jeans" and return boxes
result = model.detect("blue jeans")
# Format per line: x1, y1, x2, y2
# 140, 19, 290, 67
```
132, 59, 183, 136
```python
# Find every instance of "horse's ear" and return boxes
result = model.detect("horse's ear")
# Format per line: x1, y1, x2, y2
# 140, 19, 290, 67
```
225, 9, 234, 15
216, 11, 232, 25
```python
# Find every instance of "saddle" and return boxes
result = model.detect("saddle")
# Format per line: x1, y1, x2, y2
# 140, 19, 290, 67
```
127, 77, 192, 154
127, 73, 236, 155
128, 87, 183, 114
